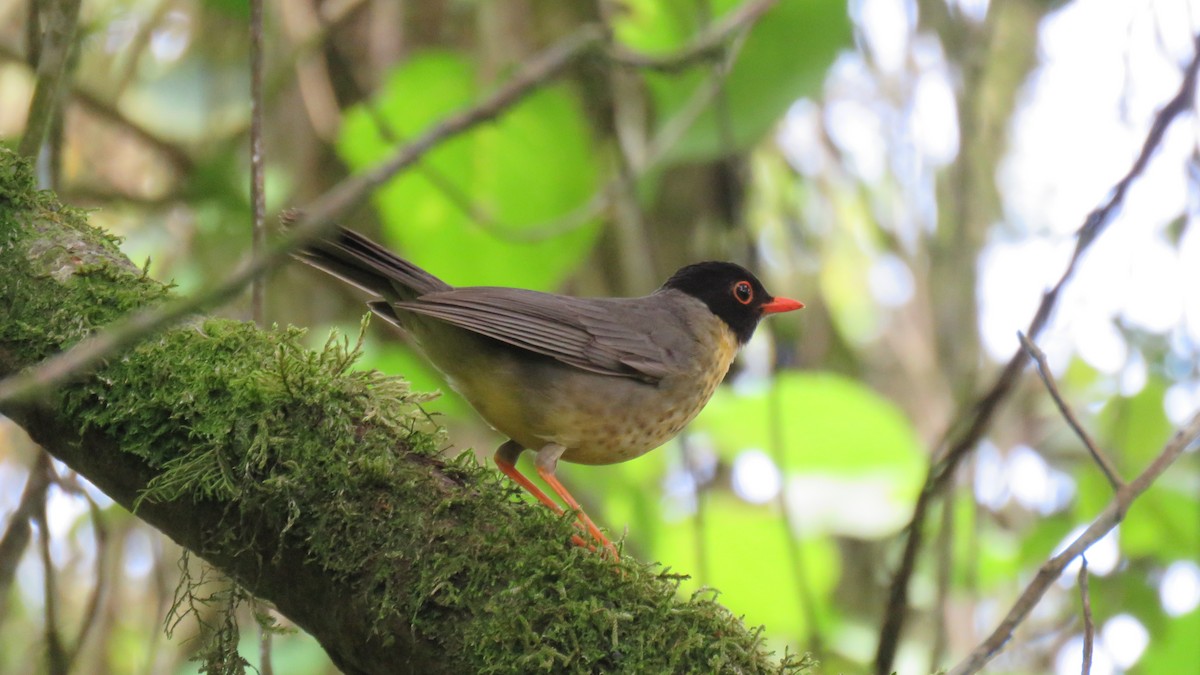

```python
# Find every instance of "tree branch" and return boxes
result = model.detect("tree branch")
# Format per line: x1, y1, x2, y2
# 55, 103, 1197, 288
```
250, 0, 267, 326
948, 410, 1200, 675
32, 458, 68, 675
1078, 558, 1094, 675
0, 452, 52, 626
874, 33, 1200, 674
1019, 332, 1124, 490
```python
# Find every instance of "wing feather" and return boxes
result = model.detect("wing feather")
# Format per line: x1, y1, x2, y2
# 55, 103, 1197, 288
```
394, 288, 686, 382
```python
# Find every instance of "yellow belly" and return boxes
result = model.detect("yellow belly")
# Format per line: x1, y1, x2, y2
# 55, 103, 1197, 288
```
444, 316, 740, 465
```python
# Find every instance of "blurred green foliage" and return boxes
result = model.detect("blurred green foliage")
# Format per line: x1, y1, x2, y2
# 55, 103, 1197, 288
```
338, 52, 602, 291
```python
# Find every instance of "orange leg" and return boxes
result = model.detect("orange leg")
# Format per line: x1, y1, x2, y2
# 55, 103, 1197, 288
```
494, 441, 591, 551
534, 444, 619, 560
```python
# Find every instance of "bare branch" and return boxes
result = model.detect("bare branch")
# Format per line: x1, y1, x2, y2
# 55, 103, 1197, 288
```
931, 491, 954, 668
948, 410, 1200, 675
250, 0, 267, 326
874, 35, 1200, 673
596, 0, 655, 294
1019, 332, 1125, 491
57, 472, 110, 670
31, 457, 68, 675
1079, 557, 1094, 675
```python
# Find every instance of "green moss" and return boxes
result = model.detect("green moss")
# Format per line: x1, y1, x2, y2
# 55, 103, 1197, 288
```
64, 319, 431, 496
0, 152, 170, 365
0, 147, 37, 209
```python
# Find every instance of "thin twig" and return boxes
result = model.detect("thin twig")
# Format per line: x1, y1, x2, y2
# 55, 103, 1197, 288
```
31, 457, 68, 675
948, 410, 1200, 675
874, 36, 1200, 674
250, 0, 267, 326
1078, 557, 1093, 675
0, 26, 606, 406
57, 184, 182, 208
58, 472, 109, 670
1019, 332, 1125, 491
17, 0, 81, 159
930, 489, 954, 668
598, 0, 654, 294
608, 0, 778, 72
0, 451, 53, 622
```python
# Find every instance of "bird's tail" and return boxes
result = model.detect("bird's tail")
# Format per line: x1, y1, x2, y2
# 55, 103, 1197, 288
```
292, 224, 451, 300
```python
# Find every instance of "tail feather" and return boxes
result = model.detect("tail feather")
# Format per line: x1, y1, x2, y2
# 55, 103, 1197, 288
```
293, 226, 450, 300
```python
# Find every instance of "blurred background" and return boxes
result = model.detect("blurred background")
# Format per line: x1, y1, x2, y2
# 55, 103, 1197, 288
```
1, 0, 1199, 673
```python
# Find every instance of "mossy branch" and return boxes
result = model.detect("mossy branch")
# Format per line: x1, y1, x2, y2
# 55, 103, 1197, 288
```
0, 149, 808, 674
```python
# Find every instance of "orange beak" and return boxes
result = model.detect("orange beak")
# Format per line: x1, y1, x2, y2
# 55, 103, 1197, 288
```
762, 296, 805, 314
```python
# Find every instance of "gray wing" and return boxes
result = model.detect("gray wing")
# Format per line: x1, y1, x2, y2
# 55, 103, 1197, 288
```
393, 288, 691, 383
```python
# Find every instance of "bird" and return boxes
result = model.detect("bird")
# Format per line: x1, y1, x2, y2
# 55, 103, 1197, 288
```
293, 225, 803, 558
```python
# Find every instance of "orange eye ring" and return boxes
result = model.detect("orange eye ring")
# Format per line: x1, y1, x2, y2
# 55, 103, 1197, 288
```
732, 280, 754, 305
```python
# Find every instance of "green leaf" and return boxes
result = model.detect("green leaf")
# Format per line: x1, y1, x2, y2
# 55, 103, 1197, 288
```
615, 0, 851, 161
200, 0, 250, 19
337, 52, 601, 291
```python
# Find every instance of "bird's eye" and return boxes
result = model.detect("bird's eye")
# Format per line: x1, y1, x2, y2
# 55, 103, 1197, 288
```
732, 280, 754, 305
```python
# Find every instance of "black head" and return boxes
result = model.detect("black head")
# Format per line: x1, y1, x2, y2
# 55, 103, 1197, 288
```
662, 262, 804, 344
